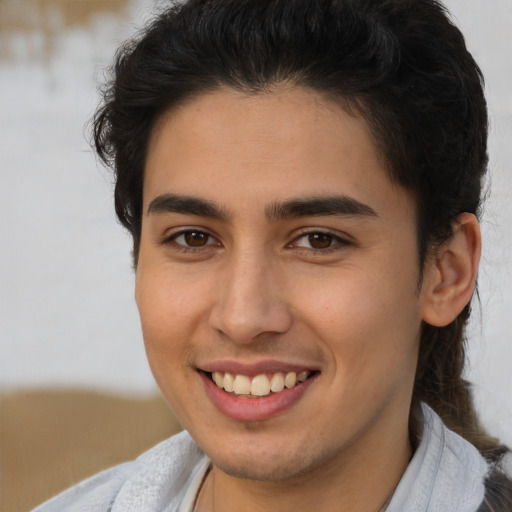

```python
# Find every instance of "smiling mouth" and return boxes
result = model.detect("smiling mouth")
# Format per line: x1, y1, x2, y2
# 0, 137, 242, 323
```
207, 370, 317, 398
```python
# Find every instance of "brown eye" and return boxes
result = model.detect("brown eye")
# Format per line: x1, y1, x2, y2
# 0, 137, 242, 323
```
184, 231, 210, 246
290, 230, 349, 252
307, 233, 334, 249
169, 230, 219, 249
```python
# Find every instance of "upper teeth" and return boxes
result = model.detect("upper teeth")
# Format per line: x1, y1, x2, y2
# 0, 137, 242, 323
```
211, 371, 311, 397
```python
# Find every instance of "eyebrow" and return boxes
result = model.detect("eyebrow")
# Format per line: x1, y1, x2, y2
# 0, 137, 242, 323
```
147, 193, 378, 221
265, 196, 378, 221
147, 194, 228, 220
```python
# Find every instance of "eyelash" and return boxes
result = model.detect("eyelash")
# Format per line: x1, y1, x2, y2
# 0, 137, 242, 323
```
162, 228, 351, 255
287, 230, 352, 254
162, 229, 221, 253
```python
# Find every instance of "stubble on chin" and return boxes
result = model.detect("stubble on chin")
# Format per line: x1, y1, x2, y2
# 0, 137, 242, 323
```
207, 441, 336, 483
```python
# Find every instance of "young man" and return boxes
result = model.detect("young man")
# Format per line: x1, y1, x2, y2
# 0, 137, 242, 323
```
34, 0, 512, 510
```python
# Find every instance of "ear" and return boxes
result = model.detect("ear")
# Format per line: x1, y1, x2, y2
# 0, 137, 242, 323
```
421, 213, 481, 327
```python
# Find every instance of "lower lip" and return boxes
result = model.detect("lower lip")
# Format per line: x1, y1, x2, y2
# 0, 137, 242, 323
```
200, 372, 317, 422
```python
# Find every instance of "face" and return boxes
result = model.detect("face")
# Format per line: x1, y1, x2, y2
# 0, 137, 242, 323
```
136, 87, 432, 482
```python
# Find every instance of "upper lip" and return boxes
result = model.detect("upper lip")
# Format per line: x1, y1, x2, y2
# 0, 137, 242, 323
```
197, 359, 320, 377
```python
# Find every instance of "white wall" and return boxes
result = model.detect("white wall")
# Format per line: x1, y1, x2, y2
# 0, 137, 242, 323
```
1, 0, 511, 445
0, 0, 158, 394
446, 0, 512, 447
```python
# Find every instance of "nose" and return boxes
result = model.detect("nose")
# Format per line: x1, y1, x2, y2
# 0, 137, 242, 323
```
208, 251, 293, 344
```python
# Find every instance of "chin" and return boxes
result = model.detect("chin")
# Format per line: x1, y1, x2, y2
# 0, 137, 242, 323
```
213, 458, 308, 482
205, 440, 329, 482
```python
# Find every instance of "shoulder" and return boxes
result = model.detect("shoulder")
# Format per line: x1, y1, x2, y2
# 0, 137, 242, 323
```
31, 431, 205, 512
388, 403, 490, 512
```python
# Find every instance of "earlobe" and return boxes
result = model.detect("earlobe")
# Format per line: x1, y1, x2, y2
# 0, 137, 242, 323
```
421, 213, 481, 327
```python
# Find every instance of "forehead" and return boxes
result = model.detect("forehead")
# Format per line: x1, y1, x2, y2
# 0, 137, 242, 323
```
143, 87, 411, 218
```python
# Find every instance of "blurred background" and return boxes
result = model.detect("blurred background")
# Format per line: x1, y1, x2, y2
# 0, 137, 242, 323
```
0, 0, 511, 510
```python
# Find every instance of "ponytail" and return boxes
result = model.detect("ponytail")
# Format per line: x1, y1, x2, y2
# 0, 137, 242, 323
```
413, 304, 512, 509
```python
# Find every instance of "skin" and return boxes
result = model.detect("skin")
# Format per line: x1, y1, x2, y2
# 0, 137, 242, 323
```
135, 87, 479, 512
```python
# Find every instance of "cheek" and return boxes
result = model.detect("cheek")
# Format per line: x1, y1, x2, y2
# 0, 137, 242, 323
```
297, 275, 421, 432
136, 265, 208, 341
295, 262, 422, 377
134, 269, 201, 393
135, 270, 208, 421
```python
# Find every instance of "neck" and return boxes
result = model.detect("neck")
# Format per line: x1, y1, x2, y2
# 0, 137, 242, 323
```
195, 417, 411, 512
